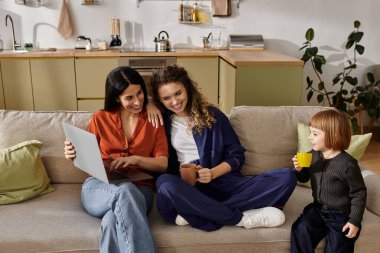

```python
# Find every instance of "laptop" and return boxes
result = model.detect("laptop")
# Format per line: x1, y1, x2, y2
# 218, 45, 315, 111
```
62, 123, 153, 184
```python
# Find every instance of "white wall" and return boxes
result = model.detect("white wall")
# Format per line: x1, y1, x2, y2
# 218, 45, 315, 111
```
1, 0, 379, 124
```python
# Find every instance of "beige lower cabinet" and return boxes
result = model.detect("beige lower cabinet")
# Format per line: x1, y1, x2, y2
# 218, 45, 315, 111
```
0, 63, 4, 109
30, 58, 77, 111
75, 57, 118, 111
177, 57, 219, 106
1, 59, 34, 110
219, 58, 303, 114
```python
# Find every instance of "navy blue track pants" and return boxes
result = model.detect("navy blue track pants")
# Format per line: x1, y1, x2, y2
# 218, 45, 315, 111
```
156, 168, 297, 231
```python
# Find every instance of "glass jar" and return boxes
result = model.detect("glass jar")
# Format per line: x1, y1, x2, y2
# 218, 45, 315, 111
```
15, 0, 26, 5
33, 0, 50, 7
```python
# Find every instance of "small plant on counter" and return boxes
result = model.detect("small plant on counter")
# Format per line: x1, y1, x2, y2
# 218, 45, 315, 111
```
299, 20, 377, 130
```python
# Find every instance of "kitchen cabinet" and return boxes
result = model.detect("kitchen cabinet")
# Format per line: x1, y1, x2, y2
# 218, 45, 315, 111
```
218, 58, 303, 114
75, 57, 119, 111
30, 58, 77, 111
177, 57, 219, 106
0, 63, 4, 109
1, 59, 34, 110
0, 49, 303, 113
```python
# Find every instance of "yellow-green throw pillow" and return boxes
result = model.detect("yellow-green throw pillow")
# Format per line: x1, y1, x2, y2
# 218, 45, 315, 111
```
297, 122, 372, 187
0, 140, 55, 205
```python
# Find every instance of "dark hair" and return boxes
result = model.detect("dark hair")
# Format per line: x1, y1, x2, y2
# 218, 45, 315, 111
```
309, 108, 352, 150
150, 64, 215, 133
104, 66, 147, 111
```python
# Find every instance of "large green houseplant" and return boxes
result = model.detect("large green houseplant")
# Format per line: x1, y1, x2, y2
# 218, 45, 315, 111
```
356, 72, 380, 123
300, 20, 379, 131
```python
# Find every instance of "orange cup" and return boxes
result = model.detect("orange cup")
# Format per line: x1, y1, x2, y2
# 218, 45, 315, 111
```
180, 163, 198, 186
297, 152, 312, 167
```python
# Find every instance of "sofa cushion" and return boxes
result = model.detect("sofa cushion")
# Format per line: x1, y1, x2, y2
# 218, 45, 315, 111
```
0, 140, 54, 204
0, 184, 100, 253
150, 185, 380, 253
364, 173, 380, 217
229, 106, 328, 176
1, 184, 378, 253
0, 110, 93, 184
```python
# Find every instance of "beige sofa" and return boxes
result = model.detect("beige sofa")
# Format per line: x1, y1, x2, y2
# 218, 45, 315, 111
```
1, 106, 380, 253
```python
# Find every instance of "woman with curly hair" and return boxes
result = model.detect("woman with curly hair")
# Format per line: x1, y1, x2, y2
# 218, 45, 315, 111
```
150, 65, 297, 232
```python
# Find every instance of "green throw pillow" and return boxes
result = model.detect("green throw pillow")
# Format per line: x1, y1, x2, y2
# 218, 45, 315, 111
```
297, 122, 372, 187
0, 140, 55, 205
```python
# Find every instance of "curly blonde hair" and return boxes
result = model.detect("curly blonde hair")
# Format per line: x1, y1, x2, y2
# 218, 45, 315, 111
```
150, 65, 216, 133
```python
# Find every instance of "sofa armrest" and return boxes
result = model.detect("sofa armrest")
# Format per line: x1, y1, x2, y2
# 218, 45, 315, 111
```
363, 170, 380, 217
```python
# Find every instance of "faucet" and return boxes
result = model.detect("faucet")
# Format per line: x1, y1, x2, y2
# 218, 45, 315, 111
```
5, 15, 22, 51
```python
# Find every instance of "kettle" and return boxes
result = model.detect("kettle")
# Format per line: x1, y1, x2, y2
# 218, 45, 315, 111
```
154, 31, 170, 52
75, 36, 92, 50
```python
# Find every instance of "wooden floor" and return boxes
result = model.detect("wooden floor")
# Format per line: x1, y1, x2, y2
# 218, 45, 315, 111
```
360, 126, 380, 175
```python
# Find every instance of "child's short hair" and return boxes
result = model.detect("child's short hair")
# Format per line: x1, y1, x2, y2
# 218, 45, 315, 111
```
309, 108, 351, 150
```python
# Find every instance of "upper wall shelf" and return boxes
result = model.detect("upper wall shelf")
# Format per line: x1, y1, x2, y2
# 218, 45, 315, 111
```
81, 0, 101, 5
136, 0, 240, 8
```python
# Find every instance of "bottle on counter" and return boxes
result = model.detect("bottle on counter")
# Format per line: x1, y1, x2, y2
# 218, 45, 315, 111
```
110, 17, 122, 47
179, 0, 184, 22
192, 2, 199, 22
110, 35, 122, 47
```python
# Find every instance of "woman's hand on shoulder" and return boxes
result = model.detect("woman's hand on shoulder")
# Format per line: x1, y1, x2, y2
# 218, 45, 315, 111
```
292, 155, 302, 172
146, 97, 163, 128
64, 139, 76, 160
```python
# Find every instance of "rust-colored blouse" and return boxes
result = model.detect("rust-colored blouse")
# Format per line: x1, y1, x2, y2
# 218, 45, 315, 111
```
88, 109, 168, 187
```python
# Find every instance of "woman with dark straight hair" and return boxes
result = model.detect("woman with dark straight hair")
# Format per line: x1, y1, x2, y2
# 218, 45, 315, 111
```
64, 66, 168, 253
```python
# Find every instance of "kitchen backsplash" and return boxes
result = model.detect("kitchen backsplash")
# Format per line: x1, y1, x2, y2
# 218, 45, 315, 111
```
0, 1, 233, 50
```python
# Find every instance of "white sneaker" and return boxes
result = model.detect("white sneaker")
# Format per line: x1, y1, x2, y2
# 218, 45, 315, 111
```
242, 207, 285, 229
175, 215, 189, 226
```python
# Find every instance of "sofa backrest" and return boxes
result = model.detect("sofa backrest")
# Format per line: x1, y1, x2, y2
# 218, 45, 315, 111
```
0, 106, 328, 182
0, 110, 93, 184
229, 106, 327, 176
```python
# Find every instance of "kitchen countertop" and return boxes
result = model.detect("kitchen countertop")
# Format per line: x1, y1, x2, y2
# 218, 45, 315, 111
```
0, 48, 303, 67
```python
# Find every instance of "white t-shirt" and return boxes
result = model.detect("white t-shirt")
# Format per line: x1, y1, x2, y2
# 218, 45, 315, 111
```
171, 115, 200, 165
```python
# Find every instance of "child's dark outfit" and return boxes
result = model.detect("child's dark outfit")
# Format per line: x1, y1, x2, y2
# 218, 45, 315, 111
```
292, 150, 367, 253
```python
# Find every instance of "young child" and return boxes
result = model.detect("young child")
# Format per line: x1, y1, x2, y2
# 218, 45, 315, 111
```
291, 109, 367, 253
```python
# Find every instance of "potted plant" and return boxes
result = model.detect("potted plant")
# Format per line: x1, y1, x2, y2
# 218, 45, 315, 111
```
356, 72, 380, 131
299, 20, 378, 131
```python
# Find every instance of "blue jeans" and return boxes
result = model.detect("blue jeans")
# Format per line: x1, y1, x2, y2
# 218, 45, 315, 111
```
81, 177, 156, 253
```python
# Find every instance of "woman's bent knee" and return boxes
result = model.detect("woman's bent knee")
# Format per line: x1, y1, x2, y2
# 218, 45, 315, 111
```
278, 168, 297, 188
156, 174, 181, 191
